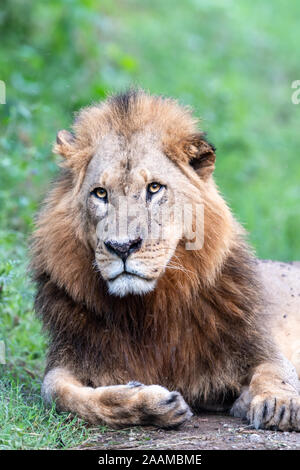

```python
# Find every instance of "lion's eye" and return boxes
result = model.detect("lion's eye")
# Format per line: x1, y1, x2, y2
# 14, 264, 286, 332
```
147, 182, 162, 194
92, 187, 107, 200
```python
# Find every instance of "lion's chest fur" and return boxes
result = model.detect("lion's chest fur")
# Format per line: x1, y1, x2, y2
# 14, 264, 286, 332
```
72, 299, 249, 406
38, 246, 269, 409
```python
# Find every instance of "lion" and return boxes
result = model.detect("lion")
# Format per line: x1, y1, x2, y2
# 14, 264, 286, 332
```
31, 90, 300, 431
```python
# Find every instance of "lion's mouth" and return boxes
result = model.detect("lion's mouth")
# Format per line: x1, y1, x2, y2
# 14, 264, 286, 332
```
106, 271, 157, 297
108, 271, 154, 282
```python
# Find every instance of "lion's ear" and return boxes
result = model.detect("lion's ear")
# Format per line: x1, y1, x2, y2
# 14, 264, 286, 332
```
53, 130, 75, 159
186, 134, 216, 180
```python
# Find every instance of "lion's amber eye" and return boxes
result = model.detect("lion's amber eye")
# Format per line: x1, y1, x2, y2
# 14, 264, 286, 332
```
92, 187, 107, 200
148, 182, 162, 194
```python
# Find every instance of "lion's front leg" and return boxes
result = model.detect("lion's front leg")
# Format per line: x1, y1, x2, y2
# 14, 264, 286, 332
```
42, 367, 192, 428
232, 359, 300, 431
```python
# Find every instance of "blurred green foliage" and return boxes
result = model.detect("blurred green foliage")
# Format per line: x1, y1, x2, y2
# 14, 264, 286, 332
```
0, 0, 299, 449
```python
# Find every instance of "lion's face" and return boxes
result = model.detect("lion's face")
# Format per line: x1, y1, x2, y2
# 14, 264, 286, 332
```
52, 91, 217, 297
81, 131, 198, 297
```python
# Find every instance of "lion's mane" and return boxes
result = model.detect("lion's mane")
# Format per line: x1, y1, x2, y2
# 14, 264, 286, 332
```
31, 91, 273, 408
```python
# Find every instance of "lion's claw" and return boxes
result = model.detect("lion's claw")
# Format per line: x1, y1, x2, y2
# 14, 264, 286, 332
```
127, 381, 143, 388
249, 395, 300, 431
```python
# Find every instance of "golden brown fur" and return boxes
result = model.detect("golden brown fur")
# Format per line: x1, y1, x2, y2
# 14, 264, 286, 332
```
31, 90, 300, 430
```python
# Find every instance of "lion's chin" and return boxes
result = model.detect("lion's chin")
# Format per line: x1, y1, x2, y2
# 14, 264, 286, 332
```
107, 273, 157, 297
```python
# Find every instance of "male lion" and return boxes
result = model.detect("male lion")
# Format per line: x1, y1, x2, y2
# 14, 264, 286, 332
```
31, 90, 300, 430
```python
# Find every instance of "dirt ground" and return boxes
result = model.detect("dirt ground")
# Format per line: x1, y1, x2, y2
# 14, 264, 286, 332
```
78, 413, 300, 450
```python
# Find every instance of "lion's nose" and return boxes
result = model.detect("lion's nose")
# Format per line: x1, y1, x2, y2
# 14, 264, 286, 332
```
104, 238, 143, 261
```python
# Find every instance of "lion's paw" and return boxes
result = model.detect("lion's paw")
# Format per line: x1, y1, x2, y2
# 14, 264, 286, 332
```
230, 387, 251, 420
136, 384, 193, 429
249, 394, 300, 431
93, 382, 192, 428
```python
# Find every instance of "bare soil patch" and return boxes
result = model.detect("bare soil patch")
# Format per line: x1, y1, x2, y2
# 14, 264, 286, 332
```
77, 413, 300, 450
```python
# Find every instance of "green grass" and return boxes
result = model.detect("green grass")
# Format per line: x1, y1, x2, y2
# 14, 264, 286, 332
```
0, 380, 98, 450
0, 0, 300, 449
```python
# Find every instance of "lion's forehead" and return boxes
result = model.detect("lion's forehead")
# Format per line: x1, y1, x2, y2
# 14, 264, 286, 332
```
83, 131, 182, 193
